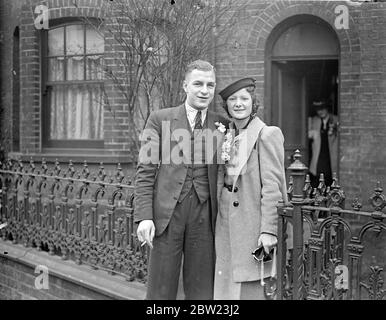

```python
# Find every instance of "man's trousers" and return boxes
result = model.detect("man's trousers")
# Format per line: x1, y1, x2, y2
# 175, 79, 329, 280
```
146, 187, 215, 300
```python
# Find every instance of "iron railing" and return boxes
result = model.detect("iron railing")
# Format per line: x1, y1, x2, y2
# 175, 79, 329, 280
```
0, 158, 147, 283
2, 153, 385, 299
276, 150, 386, 300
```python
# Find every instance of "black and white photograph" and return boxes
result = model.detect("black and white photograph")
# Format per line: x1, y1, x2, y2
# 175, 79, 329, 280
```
0, 0, 386, 307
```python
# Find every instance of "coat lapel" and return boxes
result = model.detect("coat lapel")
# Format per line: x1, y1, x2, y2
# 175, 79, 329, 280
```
169, 105, 190, 163
230, 116, 266, 186
170, 104, 188, 136
206, 110, 223, 163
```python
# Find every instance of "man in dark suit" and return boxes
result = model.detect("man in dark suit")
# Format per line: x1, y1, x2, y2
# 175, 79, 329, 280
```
134, 60, 228, 300
308, 101, 338, 188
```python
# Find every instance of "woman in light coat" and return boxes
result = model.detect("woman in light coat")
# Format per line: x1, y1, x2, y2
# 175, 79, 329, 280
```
214, 78, 288, 300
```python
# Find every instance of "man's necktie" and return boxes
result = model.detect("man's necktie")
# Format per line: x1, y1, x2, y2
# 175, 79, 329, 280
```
194, 110, 203, 130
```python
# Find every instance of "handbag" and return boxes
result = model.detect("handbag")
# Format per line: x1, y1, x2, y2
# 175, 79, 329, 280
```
252, 245, 277, 286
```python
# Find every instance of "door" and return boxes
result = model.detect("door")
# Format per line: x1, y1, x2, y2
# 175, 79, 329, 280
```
271, 61, 307, 170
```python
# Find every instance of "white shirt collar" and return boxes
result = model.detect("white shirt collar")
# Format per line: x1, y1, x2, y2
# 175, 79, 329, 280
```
185, 102, 207, 130
322, 115, 330, 128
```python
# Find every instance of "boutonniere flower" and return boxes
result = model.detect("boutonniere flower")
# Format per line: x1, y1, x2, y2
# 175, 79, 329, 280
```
327, 120, 338, 136
221, 131, 233, 163
215, 121, 226, 133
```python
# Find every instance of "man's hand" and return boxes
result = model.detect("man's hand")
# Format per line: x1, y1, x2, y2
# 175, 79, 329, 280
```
137, 220, 155, 249
257, 233, 277, 254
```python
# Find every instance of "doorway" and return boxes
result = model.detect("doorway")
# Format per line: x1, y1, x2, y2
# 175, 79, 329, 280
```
271, 59, 339, 169
266, 16, 340, 172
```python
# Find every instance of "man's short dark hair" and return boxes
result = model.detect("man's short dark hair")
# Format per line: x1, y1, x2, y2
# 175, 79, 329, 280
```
185, 60, 215, 78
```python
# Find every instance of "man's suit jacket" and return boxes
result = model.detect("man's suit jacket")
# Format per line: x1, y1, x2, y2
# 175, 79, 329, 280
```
134, 104, 228, 236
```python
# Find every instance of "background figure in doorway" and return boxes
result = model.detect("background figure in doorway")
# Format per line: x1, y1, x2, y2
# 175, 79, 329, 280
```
308, 101, 338, 188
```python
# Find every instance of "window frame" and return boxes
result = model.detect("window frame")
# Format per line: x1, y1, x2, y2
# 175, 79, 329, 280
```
41, 18, 105, 149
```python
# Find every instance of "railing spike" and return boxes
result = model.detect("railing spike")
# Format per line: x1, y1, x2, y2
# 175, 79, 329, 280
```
7, 158, 13, 171
53, 159, 61, 176
82, 160, 90, 179
17, 159, 24, 173
303, 174, 312, 200
116, 163, 124, 183
41, 158, 48, 175
98, 162, 106, 181
67, 159, 75, 178
331, 172, 339, 189
29, 158, 35, 174
317, 173, 326, 195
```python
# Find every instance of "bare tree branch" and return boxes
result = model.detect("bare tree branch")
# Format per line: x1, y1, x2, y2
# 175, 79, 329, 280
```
78, 0, 244, 154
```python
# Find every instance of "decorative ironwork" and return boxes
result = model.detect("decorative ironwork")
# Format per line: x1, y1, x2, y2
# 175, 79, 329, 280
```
369, 182, 386, 212
313, 175, 328, 207
352, 197, 362, 211
319, 258, 348, 300
276, 151, 386, 300
328, 174, 345, 208
360, 266, 386, 300
0, 159, 147, 283
303, 175, 312, 201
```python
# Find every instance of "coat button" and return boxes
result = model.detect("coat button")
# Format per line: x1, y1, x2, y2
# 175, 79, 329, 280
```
233, 201, 239, 207
233, 187, 238, 193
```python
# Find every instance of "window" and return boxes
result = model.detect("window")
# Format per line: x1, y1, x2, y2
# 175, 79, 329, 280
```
42, 21, 104, 148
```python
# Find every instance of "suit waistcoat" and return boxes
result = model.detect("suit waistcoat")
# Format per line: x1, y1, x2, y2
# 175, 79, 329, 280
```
178, 116, 209, 203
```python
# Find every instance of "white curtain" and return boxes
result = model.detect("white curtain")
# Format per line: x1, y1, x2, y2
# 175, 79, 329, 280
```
49, 82, 103, 140
48, 25, 104, 140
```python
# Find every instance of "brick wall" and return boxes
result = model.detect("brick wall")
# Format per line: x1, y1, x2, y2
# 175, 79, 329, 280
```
0, 2, 19, 157
339, 1, 386, 199
0, 242, 146, 300
0, 257, 111, 300
215, 0, 386, 202
1, 0, 386, 199
19, 0, 41, 154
